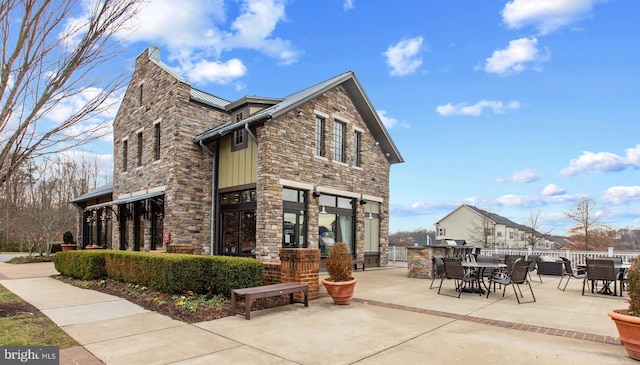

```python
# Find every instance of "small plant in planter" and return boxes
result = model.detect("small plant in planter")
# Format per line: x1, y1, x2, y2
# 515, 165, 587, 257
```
609, 255, 640, 360
61, 231, 76, 251
321, 242, 357, 305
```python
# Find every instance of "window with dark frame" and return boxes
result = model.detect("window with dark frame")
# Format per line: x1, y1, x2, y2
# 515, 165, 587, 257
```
231, 129, 248, 151
137, 131, 143, 167
354, 131, 362, 166
333, 121, 346, 162
318, 194, 356, 256
315, 117, 325, 157
122, 140, 128, 172
154, 123, 161, 161
283, 188, 307, 248
219, 188, 257, 256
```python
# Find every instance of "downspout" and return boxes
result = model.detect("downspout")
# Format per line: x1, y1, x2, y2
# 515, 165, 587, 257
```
244, 122, 258, 144
199, 140, 217, 255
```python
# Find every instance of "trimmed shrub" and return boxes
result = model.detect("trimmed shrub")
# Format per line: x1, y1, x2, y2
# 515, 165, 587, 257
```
53, 251, 107, 280
55, 250, 264, 296
210, 256, 264, 297
325, 242, 353, 282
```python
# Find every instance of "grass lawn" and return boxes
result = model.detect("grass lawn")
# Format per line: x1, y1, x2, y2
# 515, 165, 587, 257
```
0, 284, 78, 347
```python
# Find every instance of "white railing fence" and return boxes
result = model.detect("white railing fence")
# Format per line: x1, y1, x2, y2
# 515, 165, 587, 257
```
388, 246, 408, 262
388, 245, 640, 266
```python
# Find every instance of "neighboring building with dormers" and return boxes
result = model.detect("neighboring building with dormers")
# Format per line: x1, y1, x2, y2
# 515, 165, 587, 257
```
72, 46, 403, 267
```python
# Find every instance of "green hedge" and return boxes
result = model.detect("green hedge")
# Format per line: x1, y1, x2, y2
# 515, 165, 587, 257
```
53, 250, 264, 297
53, 251, 107, 280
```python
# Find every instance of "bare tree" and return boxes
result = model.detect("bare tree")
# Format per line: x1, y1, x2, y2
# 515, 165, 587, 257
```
522, 209, 553, 249
3, 154, 99, 255
566, 197, 602, 251
0, 0, 142, 188
467, 208, 495, 248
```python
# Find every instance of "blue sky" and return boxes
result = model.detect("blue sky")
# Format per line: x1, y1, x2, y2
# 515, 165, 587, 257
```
69, 0, 639, 235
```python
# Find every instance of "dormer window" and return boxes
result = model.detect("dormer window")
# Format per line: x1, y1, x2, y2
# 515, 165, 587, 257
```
232, 129, 248, 151
236, 112, 244, 122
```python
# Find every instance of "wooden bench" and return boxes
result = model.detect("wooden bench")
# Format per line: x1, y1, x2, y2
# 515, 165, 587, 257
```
231, 282, 309, 320
354, 260, 365, 271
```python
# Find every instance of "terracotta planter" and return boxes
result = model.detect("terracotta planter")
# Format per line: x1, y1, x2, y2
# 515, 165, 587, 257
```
60, 244, 76, 251
609, 310, 640, 360
321, 277, 357, 305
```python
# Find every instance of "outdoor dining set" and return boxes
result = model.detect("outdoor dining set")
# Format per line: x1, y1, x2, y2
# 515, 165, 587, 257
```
431, 251, 630, 304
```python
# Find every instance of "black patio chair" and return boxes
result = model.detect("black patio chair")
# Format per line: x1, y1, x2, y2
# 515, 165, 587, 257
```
526, 254, 542, 283
557, 257, 585, 291
430, 255, 446, 289
487, 259, 536, 304
438, 258, 482, 298
504, 254, 525, 272
583, 258, 618, 296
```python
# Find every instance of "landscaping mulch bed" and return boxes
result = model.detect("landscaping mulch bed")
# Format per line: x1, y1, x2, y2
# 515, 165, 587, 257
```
57, 277, 290, 324
0, 300, 39, 317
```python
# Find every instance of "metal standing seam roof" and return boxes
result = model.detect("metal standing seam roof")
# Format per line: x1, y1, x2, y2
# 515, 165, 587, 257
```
190, 88, 230, 110
146, 46, 231, 110
70, 182, 113, 204
194, 71, 404, 164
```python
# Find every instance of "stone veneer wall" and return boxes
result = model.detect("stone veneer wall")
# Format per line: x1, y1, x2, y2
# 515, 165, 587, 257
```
255, 85, 391, 264
406, 246, 450, 279
112, 48, 227, 252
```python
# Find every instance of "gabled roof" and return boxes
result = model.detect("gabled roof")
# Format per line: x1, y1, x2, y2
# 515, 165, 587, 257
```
438, 204, 545, 237
70, 182, 113, 204
194, 71, 404, 164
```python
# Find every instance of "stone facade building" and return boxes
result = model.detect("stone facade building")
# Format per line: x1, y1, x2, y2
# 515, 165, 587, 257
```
72, 46, 403, 267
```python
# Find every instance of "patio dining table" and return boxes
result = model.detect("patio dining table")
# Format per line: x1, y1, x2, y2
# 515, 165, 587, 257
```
584, 261, 631, 296
461, 261, 507, 296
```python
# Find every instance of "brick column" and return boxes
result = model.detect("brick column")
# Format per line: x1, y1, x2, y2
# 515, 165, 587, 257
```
280, 248, 321, 300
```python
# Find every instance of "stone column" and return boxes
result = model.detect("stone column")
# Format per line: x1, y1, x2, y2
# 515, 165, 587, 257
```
406, 246, 450, 279
280, 248, 321, 300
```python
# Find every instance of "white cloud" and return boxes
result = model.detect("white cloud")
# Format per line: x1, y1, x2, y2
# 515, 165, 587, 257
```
377, 110, 397, 129
344, 0, 355, 11
122, 0, 226, 49
495, 194, 538, 207
542, 183, 565, 196
502, 0, 595, 35
183, 59, 247, 84
225, 0, 298, 65
383, 36, 424, 76
560, 145, 640, 177
485, 38, 550, 76
509, 169, 539, 183
120, 0, 297, 83
436, 100, 520, 116
603, 186, 640, 204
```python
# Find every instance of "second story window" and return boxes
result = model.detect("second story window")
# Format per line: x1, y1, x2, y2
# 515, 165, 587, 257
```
236, 112, 244, 122
354, 131, 362, 167
154, 123, 161, 161
333, 121, 346, 162
137, 131, 143, 167
315, 117, 325, 157
232, 129, 248, 151
122, 139, 128, 172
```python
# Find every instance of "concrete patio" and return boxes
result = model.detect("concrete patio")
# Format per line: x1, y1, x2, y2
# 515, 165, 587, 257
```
0, 260, 635, 364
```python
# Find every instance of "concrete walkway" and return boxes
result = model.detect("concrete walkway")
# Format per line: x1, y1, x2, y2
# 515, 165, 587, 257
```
0, 261, 635, 364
